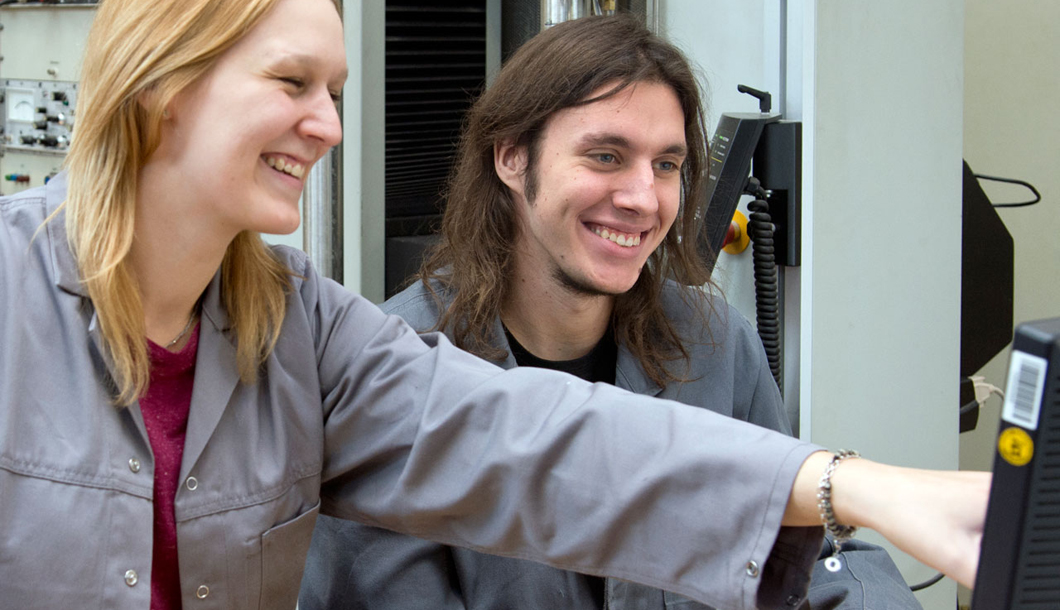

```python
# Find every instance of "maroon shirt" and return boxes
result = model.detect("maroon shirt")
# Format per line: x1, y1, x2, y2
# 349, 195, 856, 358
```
141, 324, 200, 610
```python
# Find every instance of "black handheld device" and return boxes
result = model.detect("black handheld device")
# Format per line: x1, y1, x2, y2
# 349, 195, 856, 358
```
697, 86, 801, 272
972, 317, 1060, 609
697, 110, 777, 268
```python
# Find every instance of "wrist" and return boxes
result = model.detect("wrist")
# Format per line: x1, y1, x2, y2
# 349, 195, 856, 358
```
817, 450, 861, 536
786, 450, 885, 529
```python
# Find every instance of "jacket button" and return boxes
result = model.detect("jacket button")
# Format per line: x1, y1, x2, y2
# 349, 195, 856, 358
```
185, 476, 198, 490
196, 584, 210, 599
745, 561, 760, 578
128, 458, 141, 473
124, 569, 138, 586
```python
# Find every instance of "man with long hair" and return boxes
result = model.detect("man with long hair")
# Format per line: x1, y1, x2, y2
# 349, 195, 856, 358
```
302, 15, 922, 610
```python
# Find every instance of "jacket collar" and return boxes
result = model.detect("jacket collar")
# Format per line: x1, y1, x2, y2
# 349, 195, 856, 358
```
199, 264, 233, 336
486, 314, 519, 370
615, 345, 663, 397
43, 172, 84, 297
180, 270, 239, 482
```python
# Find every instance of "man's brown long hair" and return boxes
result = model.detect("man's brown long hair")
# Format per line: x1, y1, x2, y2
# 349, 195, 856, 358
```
419, 14, 717, 388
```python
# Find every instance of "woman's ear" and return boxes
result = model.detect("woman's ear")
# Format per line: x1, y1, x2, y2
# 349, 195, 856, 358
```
137, 87, 171, 121
494, 139, 528, 200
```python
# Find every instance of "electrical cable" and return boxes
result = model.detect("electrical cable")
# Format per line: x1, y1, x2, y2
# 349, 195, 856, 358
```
975, 173, 1041, 208
960, 374, 1005, 417
971, 376, 1005, 403
964, 375, 1005, 415
959, 398, 980, 416
744, 177, 782, 393
909, 572, 946, 592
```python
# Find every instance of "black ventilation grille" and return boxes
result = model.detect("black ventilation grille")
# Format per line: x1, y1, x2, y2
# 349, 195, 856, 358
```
385, 1, 487, 221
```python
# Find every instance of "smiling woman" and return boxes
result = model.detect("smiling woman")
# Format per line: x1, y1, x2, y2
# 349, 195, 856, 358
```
65, 0, 345, 404
44, 0, 345, 604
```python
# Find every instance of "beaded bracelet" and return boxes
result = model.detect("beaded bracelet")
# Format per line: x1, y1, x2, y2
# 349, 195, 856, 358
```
817, 449, 861, 572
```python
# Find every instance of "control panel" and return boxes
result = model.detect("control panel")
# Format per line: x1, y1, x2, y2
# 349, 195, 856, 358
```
2, 79, 77, 153
0, 2, 96, 194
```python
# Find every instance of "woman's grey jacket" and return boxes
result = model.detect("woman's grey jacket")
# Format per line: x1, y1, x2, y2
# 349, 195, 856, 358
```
302, 280, 922, 610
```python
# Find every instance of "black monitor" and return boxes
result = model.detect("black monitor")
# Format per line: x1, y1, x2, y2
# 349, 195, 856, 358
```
972, 317, 1060, 609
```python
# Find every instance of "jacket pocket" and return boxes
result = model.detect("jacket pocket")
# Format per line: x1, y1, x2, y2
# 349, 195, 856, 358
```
259, 500, 321, 610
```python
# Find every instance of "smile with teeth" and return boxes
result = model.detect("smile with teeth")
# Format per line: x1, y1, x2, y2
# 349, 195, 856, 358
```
591, 224, 642, 247
264, 155, 306, 179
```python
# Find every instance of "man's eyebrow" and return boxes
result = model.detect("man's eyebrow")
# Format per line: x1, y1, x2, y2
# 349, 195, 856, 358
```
577, 133, 631, 149
576, 132, 687, 156
660, 143, 688, 156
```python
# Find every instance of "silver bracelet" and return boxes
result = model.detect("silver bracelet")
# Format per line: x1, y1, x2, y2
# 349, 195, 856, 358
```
817, 449, 861, 572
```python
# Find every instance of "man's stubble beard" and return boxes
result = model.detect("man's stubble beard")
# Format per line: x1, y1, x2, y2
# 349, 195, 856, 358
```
551, 264, 618, 298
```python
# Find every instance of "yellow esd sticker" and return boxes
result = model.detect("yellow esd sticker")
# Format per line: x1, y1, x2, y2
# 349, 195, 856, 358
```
998, 427, 1034, 467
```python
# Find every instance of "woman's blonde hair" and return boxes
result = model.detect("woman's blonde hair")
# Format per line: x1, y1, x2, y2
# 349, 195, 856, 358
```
63, 0, 337, 404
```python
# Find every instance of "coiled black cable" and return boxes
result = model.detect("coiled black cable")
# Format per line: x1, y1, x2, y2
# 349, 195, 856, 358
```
745, 178, 782, 393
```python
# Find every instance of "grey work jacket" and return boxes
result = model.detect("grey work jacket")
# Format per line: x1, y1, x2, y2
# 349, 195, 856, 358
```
0, 175, 821, 610
303, 281, 922, 610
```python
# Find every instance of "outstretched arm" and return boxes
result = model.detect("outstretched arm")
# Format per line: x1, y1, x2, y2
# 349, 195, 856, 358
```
785, 452, 991, 588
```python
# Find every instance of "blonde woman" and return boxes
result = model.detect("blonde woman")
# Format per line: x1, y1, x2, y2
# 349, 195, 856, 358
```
0, 0, 987, 608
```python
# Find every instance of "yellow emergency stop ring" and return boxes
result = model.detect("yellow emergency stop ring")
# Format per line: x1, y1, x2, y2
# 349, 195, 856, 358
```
722, 210, 750, 255
998, 427, 1034, 467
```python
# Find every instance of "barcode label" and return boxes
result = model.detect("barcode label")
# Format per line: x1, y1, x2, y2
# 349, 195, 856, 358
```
1002, 351, 1048, 430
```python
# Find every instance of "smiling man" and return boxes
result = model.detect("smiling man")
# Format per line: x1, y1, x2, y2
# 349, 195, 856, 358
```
300, 15, 922, 610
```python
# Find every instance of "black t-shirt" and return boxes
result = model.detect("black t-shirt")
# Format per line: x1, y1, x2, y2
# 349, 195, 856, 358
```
504, 326, 617, 385
502, 325, 618, 607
